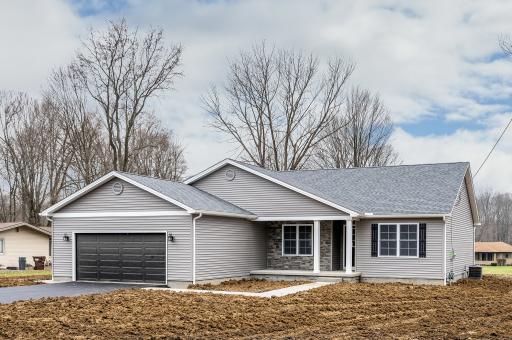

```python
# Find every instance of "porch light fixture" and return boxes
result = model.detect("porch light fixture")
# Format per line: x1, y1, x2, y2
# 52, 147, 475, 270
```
62, 234, 70, 242
168, 234, 175, 242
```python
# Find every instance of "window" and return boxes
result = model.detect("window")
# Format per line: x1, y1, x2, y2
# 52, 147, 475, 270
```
282, 224, 312, 256
379, 223, 419, 257
477, 252, 493, 261
0, 239, 4, 254
379, 224, 397, 256
399, 224, 418, 256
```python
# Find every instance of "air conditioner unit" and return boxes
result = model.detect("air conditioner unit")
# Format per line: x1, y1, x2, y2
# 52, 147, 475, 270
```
468, 265, 482, 279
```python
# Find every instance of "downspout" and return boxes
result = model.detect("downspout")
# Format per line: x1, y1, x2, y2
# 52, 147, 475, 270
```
46, 216, 54, 282
192, 213, 203, 284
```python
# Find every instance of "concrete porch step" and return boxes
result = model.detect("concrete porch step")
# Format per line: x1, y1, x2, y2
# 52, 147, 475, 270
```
250, 269, 361, 282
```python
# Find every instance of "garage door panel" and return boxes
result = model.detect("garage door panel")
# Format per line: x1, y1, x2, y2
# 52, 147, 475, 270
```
77, 233, 166, 283
144, 247, 166, 255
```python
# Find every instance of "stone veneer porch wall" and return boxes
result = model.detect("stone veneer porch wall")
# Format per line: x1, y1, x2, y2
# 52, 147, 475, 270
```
265, 221, 332, 271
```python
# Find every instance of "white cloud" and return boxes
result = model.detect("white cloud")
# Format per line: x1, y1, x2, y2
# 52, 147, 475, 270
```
1, 0, 512, 192
392, 126, 512, 192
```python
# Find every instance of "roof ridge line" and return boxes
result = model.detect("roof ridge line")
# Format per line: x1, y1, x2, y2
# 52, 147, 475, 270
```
115, 171, 183, 184
232, 159, 471, 173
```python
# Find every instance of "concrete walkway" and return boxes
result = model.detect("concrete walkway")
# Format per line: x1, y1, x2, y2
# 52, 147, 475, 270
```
145, 281, 334, 298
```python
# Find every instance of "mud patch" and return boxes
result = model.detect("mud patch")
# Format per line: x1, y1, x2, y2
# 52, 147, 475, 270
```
0, 276, 511, 338
188, 278, 310, 292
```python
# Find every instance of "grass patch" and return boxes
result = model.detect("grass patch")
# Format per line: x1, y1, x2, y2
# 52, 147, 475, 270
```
0, 268, 51, 278
483, 265, 512, 276
188, 278, 310, 292
0, 268, 51, 287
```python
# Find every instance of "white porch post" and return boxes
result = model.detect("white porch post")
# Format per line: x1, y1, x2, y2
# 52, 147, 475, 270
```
313, 220, 320, 273
345, 219, 353, 273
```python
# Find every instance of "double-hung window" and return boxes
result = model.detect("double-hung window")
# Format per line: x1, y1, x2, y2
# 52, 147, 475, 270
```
282, 224, 312, 256
379, 223, 419, 257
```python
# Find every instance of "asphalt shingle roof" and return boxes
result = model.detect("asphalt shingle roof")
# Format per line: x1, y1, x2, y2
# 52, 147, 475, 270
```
232, 160, 469, 216
120, 172, 254, 216
475, 242, 512, 253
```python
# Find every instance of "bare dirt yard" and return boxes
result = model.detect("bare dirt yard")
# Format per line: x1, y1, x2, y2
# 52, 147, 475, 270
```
0, 269, 52, 287
0, 276, 511, 339
188, 278, 310, 292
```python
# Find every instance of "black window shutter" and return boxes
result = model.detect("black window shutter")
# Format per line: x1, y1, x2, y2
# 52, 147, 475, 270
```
371, 224, 378, 257
419, 223, 427, 258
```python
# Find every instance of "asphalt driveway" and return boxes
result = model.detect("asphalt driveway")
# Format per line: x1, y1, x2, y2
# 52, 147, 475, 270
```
0, 282, 156, 304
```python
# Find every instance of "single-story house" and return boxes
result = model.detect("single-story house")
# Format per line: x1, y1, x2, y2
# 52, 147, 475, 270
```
0, 222, 51, 268
475, 242, 512, 265
41, 159, 478, 286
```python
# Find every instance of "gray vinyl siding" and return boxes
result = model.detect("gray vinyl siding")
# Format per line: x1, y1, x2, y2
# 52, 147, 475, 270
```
356, 218, 444, 280
195, 216, 265, 280
193, 165, 346, 217
445, 178, 474, 279
59, 179, 182, 213
52, 215, 192, 282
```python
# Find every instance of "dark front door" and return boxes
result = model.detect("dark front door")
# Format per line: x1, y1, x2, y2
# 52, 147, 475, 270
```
332, 221, 343, 270
331, 221, 356, 270
76, 233, 166, 283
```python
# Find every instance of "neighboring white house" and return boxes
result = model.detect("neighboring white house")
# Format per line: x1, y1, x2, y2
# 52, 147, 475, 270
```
0, 222, 51, 268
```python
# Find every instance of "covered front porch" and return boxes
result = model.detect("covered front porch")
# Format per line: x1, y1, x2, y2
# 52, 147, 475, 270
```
251, 217, 361, 282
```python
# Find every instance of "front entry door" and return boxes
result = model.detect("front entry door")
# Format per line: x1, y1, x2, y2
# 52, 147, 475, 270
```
332, 221, 343, 270
331, 221, 355, 270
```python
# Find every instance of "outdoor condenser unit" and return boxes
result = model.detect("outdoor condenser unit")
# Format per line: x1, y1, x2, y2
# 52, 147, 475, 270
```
468, 265, 483, 279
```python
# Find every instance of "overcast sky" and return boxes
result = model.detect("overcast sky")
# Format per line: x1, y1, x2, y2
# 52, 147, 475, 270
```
1, 0, 512, 192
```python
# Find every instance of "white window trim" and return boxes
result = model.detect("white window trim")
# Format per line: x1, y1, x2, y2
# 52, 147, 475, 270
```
282, 224, 313, 256
377, 223, 420, 258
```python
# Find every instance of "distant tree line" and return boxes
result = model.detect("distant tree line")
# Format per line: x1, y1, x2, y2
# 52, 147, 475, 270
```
477, 190, 512, 244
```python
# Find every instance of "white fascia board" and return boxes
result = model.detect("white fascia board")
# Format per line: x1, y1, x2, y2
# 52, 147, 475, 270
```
41, 171, 196, 217
464, 167, 480, 224
359, 214, 447, 219
51, 211, 191, 218
255, 215, 352, 221
448, 166, 479, 224
41, 171, 118, 216
185, 159, 359, 217
192, 210, 257, 220
183, 159, 231, 185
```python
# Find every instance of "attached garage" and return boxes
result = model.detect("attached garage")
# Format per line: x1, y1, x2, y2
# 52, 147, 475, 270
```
41, 171, 260, 286
76, 233, 166, 283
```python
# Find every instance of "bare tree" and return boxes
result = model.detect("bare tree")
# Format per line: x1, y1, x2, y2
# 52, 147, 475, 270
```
46, 67, 110, 190
72, 19, 183, 171
0, 92, 21, 222
128, 114, 186, 180
205, 42, 354, 170
0, 93, 70, 224
315, 87, 398, 168
477, 190, 512, 243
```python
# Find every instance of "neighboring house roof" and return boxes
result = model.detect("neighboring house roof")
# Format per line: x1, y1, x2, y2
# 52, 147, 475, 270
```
41, 171, 255, 219
186, 159, 477, 219
0, 222, 51, 236
475, 242, 512, 253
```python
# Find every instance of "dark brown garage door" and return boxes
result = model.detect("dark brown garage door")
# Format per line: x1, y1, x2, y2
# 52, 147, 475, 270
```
76, 233, 166, 283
